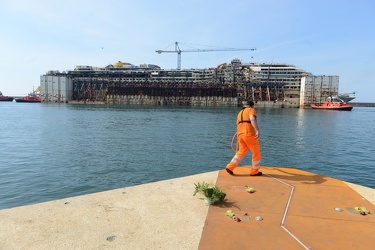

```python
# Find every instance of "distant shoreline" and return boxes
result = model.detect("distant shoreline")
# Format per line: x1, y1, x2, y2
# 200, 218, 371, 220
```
351, 102, 375, 107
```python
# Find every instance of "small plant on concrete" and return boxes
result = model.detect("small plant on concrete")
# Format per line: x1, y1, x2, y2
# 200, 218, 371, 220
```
193, 182, 226, 204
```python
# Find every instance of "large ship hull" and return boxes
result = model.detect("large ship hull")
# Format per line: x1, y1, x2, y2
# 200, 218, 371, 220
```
40, 60, 340, 108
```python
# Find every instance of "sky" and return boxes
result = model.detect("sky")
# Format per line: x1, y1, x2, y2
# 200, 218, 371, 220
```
0, 0, 374, 102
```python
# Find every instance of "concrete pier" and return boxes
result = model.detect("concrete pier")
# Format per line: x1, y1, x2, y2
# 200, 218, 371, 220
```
1, 167, 374, 249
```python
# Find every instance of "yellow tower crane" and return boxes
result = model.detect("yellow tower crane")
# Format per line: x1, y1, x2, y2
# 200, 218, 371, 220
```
156, 41, 256, 70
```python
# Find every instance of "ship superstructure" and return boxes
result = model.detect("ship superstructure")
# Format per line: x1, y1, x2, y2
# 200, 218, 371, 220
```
338, 92, 356, 103
216, 60, 312, 107
40, 60, 339, 108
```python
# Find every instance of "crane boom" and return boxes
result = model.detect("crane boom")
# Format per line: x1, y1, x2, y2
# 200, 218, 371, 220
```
156, 41, 256, 70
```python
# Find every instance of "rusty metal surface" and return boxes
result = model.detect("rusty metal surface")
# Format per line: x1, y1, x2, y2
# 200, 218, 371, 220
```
199, 167, 375, 250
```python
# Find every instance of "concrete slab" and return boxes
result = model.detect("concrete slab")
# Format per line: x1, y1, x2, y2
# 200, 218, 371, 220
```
1, 167, 374, 250
0, 171, 218, 250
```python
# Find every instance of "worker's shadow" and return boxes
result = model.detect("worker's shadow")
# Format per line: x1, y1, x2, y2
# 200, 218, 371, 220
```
232, 168, 327, 185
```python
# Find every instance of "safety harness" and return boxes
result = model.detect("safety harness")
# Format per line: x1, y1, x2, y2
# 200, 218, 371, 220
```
238, 107, 251, 124
231, 107, 258, 152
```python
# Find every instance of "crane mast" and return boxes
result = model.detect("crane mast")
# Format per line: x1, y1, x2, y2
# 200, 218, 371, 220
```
156, 41, 256, 70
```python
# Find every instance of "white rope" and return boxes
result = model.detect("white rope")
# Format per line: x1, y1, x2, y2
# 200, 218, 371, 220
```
230, 132, 238, 152
264, 173, 310, 250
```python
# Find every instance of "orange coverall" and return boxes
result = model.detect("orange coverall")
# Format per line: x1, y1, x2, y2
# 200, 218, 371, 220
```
226, 107, 261, 175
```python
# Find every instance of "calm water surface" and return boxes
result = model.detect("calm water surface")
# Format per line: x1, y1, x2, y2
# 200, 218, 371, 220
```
1, 102, 374, 209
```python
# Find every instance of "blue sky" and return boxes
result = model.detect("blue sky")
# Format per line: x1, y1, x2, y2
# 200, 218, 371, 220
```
1, 0, 374, 102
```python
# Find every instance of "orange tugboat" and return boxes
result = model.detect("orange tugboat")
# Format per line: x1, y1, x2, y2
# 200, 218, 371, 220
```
15, 92, 41, 103
311, 96, 353, 111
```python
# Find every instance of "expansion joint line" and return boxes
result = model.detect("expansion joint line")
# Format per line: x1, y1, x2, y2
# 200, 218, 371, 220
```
264, 173, 310, 250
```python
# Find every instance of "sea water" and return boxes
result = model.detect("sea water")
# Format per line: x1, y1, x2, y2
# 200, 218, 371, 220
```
1, 102, 374, 209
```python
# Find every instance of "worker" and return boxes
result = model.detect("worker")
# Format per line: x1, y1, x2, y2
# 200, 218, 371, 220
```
225, 100, 262, 176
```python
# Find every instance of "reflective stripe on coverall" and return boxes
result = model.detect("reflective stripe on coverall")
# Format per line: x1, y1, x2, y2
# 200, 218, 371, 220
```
226, 107, 261, 175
